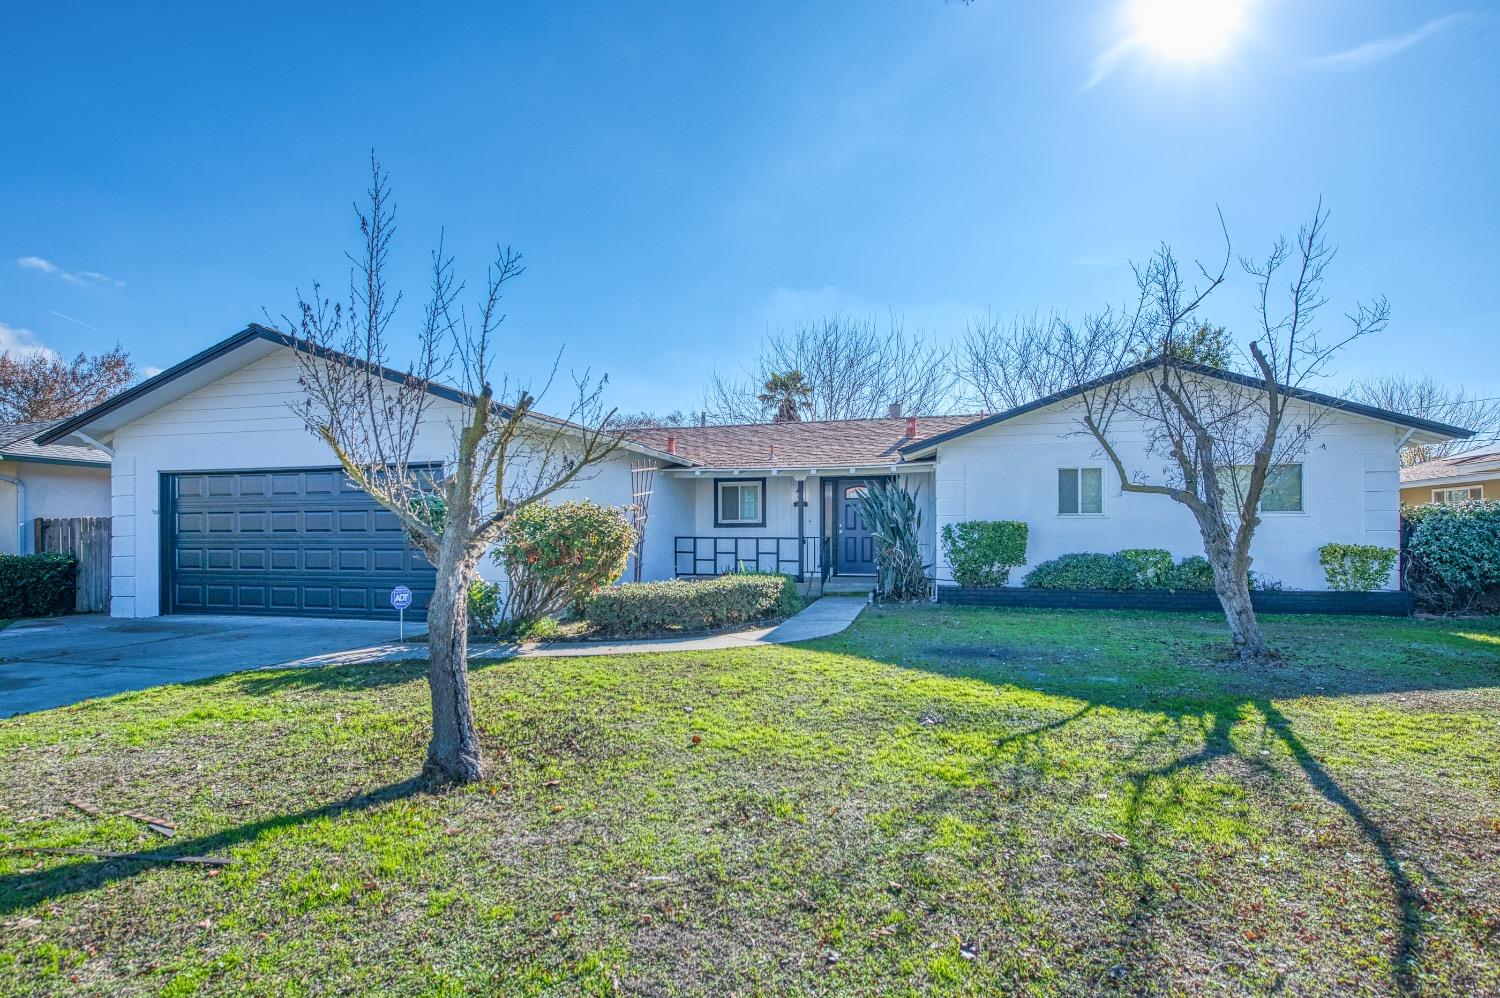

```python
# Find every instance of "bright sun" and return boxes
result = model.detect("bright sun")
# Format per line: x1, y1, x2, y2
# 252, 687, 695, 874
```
1132, 0, 1247, 60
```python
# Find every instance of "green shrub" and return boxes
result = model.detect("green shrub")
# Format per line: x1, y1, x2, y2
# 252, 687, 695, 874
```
1119, 548, 1174, 588
1318, 542, 1399, 591
498, 500, 636, 627
521, 616, 561, 641
858, 483, 930, 600
1022, 552, 1139, 590
1163, 555, 1216, 591
1406, 500, 1500, 607
942, 520, 1028, 587
584, 573, 801, 636
467, 579, 504, 637
0, 553, 77, 618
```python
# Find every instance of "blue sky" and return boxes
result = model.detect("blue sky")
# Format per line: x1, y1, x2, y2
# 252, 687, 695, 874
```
4, 1, 1496, 413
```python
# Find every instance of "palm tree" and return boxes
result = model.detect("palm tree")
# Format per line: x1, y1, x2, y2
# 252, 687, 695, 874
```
758, 370, 813, 423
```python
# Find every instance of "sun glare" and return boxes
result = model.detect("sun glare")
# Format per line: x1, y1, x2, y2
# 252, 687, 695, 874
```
1132, 0, 1246, 60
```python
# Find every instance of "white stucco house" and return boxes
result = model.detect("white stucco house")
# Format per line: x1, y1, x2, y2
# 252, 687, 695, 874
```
38, 324, 1472, 620
0, 421, 111, 556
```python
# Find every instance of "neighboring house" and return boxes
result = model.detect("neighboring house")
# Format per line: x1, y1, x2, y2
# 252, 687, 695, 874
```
39, 325, 1473, 619
1399, 450, 1500, 507
0, 420, 111, 555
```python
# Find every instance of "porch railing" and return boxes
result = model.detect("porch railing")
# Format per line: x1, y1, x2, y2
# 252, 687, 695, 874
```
674, 536, 822, 579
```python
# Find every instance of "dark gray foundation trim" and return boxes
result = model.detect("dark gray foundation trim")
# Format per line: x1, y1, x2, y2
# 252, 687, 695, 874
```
935, 587, 1414, 616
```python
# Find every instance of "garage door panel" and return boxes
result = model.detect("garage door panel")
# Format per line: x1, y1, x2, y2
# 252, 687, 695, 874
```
167, 468, 437, 619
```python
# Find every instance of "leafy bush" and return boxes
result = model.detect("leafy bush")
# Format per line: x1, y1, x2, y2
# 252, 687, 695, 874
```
467, 579, 504, 637
857, 483, 930, 600
584, 573, 801, 636
942, 520, 1028, 587
498, 500, 635, 627
1163, 555, 1216, 591
1019, 551, 1265, 592
1119, 548, 1174, 588
0, 553, 77, 618
1405, 500, 1500, 612
1022, 552, 1139, 590
521, 616, 561, 641
1318, 543, 1399, 591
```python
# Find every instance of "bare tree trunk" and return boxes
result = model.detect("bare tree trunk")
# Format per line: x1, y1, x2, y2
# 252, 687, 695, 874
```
1196, 520, 1273, 662
423, 543, 483, 783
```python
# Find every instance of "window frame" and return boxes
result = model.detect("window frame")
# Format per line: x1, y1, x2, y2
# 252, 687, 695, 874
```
1220, 462, 1306, 515
1057, 466, 1106, 517
1432, 485, 1483, 504
714, 477, 767, 528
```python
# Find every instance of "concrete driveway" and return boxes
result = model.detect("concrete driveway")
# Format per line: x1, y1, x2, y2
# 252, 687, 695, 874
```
0, 614, 417, 716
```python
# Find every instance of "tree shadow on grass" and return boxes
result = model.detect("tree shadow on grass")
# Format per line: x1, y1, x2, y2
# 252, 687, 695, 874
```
0, 776, 431, 919
837, 609, 1499, 995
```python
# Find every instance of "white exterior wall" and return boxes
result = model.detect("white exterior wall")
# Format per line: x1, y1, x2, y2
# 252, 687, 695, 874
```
107, 348, 637, 618
931, 394, 1404, 591
0, 459, 112, 555
671, 470, 936, 578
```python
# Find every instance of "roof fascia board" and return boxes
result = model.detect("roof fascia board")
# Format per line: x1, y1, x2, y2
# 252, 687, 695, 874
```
899, 360, 1475, 456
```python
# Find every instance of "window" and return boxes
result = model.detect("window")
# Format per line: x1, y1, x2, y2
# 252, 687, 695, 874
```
1219, 463, 1304, 513
1433, 486, 1483, 504
715, 478, 765, 527
1058, 467, 1103, 515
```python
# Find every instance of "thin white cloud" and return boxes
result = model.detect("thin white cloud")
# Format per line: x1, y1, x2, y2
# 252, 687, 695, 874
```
48, 310, 109, 335
1309, 14, 1464, 69
0, 321, 58, 359
17, 256, 126, 288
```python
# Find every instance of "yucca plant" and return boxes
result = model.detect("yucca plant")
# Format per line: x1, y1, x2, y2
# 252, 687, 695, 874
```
856, 481, 931, 601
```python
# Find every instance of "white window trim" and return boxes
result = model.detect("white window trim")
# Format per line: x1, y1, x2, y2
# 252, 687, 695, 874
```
1432, 485, 1483, 504
1057, 466, 1106, 517
714, 478, 766, 527
1221, 462, 1308, 516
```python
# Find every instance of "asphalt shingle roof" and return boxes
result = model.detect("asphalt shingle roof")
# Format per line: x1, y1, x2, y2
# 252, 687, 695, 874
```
624, 414, 984, 469
0, 420, 110, 465
1400, 449, 1500, 483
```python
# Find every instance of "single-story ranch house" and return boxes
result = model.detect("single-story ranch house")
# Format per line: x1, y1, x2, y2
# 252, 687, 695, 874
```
38, 325, 1473, 619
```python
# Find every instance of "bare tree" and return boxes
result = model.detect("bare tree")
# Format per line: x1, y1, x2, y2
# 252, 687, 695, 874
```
705, 313, 958, 423
1056, 204, 1387, 661
0, 345, 135, 422
287, 158, 620, 783
957, 312, 1238, 413
954, 311, 1076, 412
1345, 374, 1500, 465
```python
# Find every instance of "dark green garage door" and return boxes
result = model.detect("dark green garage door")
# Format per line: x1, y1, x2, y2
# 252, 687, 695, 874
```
164, 468, 436, 619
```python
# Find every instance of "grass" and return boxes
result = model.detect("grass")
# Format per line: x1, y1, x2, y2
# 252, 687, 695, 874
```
1, 606, 1497, 996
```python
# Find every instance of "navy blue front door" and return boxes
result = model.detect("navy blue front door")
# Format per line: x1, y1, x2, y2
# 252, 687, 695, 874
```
837, 480, 877, 575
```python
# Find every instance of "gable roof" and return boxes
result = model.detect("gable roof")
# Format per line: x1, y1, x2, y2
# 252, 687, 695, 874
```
1400, 449, 1500, 485
0, 420, 109, 467
37, 324, 686, 466
900, 359, 1476, 457
625, 414, 980, 470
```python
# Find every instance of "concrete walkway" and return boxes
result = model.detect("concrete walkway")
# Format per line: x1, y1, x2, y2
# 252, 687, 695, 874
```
504, 594, 869, 659
265, 595, 868, 666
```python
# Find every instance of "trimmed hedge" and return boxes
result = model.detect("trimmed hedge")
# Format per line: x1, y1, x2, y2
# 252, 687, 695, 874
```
584, 573, 802, 636
1020, 549, 1268, 592
1404, 500, 1500, 612
0, 553, 77, 618
941, 520, 1028, 587
1319, 542, 1399, 592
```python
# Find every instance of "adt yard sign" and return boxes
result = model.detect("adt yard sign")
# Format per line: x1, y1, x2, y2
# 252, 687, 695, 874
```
391, 585, 414, 640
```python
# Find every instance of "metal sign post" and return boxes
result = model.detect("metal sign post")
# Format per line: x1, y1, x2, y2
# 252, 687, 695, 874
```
390, 585, 414, 641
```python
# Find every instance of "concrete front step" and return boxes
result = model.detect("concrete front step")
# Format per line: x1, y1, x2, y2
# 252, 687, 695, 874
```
820, 577, 875, 595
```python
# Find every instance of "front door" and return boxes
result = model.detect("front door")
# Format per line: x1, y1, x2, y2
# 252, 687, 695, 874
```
837, 479, 878, 575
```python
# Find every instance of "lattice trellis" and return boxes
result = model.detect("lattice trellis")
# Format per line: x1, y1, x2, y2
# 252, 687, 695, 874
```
628, 459, 658, 582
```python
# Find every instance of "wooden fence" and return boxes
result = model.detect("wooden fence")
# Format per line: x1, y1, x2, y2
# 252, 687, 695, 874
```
33, 516, 111, 613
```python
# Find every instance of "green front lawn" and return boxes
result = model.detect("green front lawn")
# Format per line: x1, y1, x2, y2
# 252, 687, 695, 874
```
1, 607, 1497, 995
